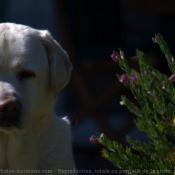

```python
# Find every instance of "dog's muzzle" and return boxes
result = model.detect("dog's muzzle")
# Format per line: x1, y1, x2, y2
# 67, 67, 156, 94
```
0, 99, 21, 128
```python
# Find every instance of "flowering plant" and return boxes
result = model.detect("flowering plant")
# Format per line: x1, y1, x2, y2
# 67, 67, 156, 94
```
90, 34, 175, 174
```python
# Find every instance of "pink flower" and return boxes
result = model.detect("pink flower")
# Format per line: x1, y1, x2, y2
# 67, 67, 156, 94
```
169, 74, 175, 82
111, 50, 118, 62
152, 37, 157, 43
131, 73, 137, 80
89, 135, 97, 144
162, 81, 167, 89
120, 74, 129, 83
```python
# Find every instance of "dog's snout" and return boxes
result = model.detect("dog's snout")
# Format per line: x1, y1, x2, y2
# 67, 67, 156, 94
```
0, 99, 21, 128
0, 99, 21, 113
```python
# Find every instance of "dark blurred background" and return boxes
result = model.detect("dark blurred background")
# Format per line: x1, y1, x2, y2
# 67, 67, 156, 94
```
1, 0, 175, 174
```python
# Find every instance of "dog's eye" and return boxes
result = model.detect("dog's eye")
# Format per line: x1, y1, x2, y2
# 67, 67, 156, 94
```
18, 71, 36, 81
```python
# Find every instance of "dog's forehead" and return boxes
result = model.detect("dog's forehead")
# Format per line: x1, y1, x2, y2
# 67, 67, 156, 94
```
0, 23, 48, 70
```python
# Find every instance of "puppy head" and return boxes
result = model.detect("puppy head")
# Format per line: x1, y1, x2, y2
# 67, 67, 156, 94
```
40, 30, 73, 99
0, 23, 72, 132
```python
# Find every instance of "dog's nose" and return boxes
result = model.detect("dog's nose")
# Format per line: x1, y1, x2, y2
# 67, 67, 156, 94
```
0, 99, 21, 127
0, 99, 21, 114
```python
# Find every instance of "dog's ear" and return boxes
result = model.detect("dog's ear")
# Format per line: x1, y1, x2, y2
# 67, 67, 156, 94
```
40, 30, 73, 99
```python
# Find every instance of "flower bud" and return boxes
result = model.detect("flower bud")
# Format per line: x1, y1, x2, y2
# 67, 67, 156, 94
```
89, 135, 97, 144
152, 37, 157, 43
120, 50, 124, 60
119, 101, 124, 105
120, 74, 129, 83
147, 91, 151, 94
169, 74, 175, 82
156, 33, 161, 39
111, 50, 118, 62
162, 81, 167, 89
131, 73, 137, 80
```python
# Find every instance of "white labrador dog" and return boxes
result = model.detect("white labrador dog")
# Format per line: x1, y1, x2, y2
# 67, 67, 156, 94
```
0, 23, 76, 175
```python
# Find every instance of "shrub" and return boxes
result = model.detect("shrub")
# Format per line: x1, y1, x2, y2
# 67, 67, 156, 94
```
90, 34, 175, 174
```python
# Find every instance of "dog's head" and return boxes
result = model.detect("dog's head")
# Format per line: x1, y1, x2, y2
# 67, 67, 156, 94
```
0, 23, 72, 132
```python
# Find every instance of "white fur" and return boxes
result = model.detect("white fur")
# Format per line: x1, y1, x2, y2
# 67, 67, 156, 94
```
0, 23, 76, 175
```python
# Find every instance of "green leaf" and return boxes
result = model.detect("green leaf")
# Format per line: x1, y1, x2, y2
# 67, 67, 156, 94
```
155, 34, 175, 73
